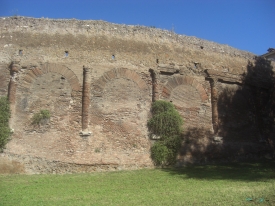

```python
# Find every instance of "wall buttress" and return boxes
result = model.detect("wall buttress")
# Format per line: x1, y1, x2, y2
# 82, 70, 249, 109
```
80, 66, 92, 136
210, 78, 219, 134
149, 69, 160, 102
8, 61, 20, 130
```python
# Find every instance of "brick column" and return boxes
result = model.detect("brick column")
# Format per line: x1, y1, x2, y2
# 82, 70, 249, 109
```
8, 61, 20, 130
80, 66, 91, 136
149, 69, 160, 102
210, 78, 219, 134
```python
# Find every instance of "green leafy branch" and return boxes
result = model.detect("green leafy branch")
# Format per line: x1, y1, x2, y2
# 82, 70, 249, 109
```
0, 97, 11, 152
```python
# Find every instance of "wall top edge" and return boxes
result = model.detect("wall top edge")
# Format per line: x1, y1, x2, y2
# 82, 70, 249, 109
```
0, 16, 255, 60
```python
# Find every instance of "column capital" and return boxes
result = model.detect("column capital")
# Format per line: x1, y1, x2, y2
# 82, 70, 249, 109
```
210, 78, 218, 87
10, 62, 21, 74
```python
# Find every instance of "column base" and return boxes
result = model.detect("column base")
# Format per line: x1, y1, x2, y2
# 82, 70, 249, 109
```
79, 131, 92, 136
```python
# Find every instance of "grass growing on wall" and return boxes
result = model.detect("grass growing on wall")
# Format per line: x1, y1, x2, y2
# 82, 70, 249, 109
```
0, 161, 274, 205
31, 109, 50, 125
0, 97, 11, 152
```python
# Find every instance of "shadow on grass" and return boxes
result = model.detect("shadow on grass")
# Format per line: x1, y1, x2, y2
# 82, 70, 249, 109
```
162, 160, 275, 181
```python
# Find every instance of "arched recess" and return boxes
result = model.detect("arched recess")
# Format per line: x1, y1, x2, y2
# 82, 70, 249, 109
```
92, 68, 148, 97
162, 76, 211, 129
21, 63, 81, 92
14, 63, 81, 133
7, 63, 82, 161
91, 68, 151, 151
162, 76, 208, 102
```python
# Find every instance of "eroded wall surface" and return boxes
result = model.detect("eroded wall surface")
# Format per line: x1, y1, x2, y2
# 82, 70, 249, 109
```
0, 17, 264, 173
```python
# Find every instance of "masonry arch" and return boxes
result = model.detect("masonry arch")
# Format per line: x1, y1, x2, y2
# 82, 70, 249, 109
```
92, 68, 149, 97
14, 63, 81, 133
162, 76, 211, 128
21, 63, 81, 92
162, 76, 208, 102
90, 68, 151, 151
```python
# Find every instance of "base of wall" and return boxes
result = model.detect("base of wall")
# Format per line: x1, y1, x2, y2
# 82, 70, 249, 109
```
0, 153, 153, 174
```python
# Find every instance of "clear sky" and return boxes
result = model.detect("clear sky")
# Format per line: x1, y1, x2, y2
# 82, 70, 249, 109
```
0, 0, 274, 55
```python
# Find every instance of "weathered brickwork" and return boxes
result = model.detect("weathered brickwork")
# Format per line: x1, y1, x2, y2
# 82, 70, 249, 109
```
160, 75, 211, 129
1, 16, 271, 173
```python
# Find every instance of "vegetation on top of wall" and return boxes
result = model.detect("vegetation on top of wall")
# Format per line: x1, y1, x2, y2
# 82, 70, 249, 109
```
31, 110, 51, 125
0, 97, 11, 152
148, 100, 183, 166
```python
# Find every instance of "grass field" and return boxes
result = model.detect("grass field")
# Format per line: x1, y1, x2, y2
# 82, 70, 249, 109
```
0, 160, 275, 206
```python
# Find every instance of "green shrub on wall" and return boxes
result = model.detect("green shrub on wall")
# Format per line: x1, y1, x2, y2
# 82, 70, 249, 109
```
0, 97, 11, 152
148, 100, 183, 166
31, 110, 51, 125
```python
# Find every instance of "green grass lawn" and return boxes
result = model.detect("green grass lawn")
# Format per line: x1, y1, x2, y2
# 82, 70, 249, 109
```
0, 160, 275, 206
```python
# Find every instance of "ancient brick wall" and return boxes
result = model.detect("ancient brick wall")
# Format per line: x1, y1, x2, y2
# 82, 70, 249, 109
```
160, 75, 211, 129
1, 16, 270, 173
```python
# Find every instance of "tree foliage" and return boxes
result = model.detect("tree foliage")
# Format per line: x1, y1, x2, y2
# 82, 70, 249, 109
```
148, 100, 183, 165
0, 97, 11, 152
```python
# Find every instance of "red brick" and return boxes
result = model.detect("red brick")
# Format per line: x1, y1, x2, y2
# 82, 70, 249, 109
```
185, 76, 194, 85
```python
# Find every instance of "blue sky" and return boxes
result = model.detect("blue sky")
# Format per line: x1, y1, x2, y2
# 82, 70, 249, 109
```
1, 0, 274, 55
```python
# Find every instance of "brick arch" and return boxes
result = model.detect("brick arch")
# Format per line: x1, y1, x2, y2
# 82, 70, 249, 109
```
92, 68, 149, 96
21, 63, 81, 91
162, 76, 208, 102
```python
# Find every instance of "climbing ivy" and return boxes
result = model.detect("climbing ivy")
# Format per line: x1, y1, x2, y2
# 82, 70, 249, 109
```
0, 97, 11, 152
148, 100, 183, 165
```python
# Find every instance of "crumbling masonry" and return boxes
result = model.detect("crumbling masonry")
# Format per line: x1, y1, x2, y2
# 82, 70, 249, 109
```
0, 17, 271, 174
